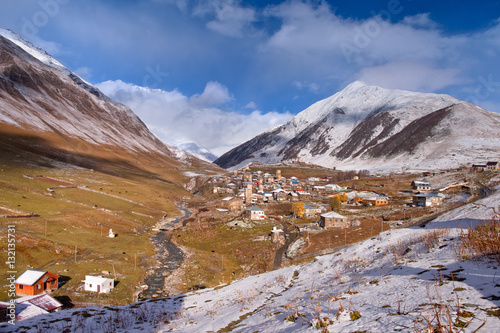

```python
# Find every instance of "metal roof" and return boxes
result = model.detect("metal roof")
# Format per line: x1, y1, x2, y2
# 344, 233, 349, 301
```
414, 192, 445, 198
19, 294, 63, 312
412, 180, 431, 186
85, 275, 114, 284
246, 206, 264, 212
15, 270, 46, 286
321, 211, 347, 219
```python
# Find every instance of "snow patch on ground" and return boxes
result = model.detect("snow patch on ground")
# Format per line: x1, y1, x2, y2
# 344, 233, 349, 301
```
3, 188, 499, 332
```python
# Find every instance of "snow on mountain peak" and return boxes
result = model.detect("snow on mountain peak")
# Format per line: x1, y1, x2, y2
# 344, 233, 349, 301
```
0, 29, 66, 72
215, 81, 499, 171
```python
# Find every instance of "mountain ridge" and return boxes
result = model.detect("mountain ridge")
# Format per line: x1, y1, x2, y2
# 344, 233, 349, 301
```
215, 82, 500, 171
0, 30, 222, 181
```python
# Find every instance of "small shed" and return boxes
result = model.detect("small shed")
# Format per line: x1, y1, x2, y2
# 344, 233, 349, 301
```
15, 270, 59, 296
320, 211, 349, 229
84, 275, 115, 293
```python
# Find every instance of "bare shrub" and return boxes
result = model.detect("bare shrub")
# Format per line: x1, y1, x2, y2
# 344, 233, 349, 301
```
456, 215, 500, 263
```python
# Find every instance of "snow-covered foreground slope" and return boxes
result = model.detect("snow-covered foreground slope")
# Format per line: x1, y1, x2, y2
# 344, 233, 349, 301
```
3, 187, 500, 332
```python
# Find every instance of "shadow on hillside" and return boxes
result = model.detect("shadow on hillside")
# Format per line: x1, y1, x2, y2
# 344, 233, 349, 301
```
0, 130, 176, 184
57, 275, 71, 288
416, 218, 491, 230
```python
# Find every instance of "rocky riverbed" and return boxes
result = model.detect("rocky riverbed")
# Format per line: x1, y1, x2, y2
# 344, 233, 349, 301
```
138, 202, 192, 300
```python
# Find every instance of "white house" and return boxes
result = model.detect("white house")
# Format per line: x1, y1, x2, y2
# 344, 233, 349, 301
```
325, 184, 342, 192
84, 275, 114, 293
245, 206, 266, 220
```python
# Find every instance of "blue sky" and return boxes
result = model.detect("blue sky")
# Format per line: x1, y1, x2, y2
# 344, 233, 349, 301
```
1, 0, 499, 155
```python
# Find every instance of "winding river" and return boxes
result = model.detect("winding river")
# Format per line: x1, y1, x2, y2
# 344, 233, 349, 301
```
138, 202, 192, 300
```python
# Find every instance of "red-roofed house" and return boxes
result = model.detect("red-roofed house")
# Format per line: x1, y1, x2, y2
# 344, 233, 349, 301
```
15, 270, 59, 296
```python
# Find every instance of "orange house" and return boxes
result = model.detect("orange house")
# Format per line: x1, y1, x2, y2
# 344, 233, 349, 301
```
15, 269, 59, 296
362, 196, 389, 206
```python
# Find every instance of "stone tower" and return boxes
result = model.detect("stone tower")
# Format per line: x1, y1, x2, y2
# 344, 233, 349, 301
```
245, 184, 253, 204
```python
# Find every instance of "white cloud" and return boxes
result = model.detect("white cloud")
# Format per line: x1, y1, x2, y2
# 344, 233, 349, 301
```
292, 80, 320, 92
356, 61, 463, 92
401, 13, 439, 29
189, 81, 232, 107
244, 101, 257, 109
194, 0, 256, 37
96, 80, 293, 156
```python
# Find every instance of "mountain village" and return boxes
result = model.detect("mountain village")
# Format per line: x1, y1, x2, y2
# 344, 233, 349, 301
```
0, 27, 499, 332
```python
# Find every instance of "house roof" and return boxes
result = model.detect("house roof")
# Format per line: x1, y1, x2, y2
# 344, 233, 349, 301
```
412, 180, 431, 186
0, 294, 64, 321
362, 196, 388, 201
321, 211, 347, 219
246, 206, 264, 212
15, 270, 47, 286
85, 275, 114, 284
486, 161, 499, 166
18, 294, 63, 312
304, 205, 318, 209
414, 192, 445, 198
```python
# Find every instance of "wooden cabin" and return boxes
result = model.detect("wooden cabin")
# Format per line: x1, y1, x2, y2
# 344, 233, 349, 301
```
15, 270, 59, 296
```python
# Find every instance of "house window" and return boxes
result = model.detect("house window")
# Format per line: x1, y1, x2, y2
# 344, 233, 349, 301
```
19, 285, 23, 289
89, 284, 92, 288
37, 284, 41, 289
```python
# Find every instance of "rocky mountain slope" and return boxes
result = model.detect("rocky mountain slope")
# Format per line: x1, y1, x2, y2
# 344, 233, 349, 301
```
0, 29, 221, 181
215, 81, 500, 171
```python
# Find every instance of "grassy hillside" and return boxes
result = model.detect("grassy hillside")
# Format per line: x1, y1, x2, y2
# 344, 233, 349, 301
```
0, 147, 192, 305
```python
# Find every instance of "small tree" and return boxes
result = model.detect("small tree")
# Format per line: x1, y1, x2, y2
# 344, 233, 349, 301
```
339, 192, 349, 202
330, 195, 341, 212
292, 202, 305, 218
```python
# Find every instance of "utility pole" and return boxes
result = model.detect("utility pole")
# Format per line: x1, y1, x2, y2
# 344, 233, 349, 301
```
344, 228, 347, 245
74, 245, 77, 264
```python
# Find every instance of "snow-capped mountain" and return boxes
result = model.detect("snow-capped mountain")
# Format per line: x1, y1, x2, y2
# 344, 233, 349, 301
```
178, 142, 218, 162
0, 29, 220, 177
215, 81, 500, 171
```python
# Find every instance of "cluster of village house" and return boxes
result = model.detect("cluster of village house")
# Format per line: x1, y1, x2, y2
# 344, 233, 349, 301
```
213, 161, 500, 239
